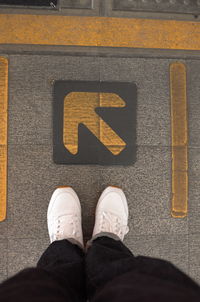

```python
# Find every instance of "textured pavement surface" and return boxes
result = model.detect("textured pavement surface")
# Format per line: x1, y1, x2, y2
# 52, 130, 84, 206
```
0, 54, 199, 285
0, 0, 199, 286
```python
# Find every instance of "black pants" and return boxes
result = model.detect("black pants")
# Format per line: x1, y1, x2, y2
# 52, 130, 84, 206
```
0, 236, 200, 302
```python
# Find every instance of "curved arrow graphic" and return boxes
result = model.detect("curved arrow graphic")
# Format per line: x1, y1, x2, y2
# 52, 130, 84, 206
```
63, 92, 126, 155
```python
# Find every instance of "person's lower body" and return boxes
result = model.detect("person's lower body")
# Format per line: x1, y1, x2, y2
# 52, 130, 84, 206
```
86, 235, 200, 302
0, 186, 199, 302
0, 238, 85, 302
0, 234, 132, 302
0, 186, 127, 302
1, 233, 200, 302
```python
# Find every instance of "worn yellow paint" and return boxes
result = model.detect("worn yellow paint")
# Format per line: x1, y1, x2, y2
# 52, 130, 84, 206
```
170, 62, 188, 218
0, 14, 200, 50
0, 57, 8, 222
63, 92, 126, 155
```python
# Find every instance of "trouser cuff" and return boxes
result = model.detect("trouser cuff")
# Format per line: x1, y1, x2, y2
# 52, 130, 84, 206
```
86, 232, 121, 250
67, 238, 84, 250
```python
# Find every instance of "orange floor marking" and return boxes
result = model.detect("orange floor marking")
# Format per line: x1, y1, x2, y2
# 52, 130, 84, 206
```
0, 57, 8, 222
0, 14, 199, 50
170, 62, 188, 218
63, 92, 126, 155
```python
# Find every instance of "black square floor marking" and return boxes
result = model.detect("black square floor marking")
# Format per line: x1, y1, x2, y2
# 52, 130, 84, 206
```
53, 81, 137, 165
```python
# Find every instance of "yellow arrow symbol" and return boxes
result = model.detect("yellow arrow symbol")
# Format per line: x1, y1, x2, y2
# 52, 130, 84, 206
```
63, 92, 126, 155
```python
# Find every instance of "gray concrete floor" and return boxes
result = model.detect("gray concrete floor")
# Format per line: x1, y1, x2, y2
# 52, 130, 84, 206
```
0, 54, 199, 285
0, 0, 199, 286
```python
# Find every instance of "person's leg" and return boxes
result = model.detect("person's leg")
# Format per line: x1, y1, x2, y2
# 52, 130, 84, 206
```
37, 238, 86, 302
86, 186, 200, 302
0, 187, 86, 302
87, 236, 200, 302
0, 239, 85, 302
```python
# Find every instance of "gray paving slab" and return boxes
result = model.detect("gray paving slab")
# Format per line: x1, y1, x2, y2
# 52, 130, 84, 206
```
7, 238, 49, 278
8, 55, 182, 148
99, 146, 171, 218
8, 55, 100, 145
130, 216, 188, 236
7, 145, 173, 239
188, 148, 200, 234
0, 240, 8, 281
99, 57, 175, 146
9, 56, 200, 150
124, 234, 189, 275
0, 220, 8, 239
189, 234, 200, 284
186, 60, 200, 233
187, 61, 200, 147
7, 144, 101, 240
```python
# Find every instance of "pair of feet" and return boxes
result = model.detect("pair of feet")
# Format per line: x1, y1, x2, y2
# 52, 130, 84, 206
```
48, 186, 129, 248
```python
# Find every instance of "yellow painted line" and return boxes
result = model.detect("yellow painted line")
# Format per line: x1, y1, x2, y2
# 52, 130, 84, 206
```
170, 62, 188, 218
0, 57, 8, 222
63, 92, 126, 155
0, 14, 200, 50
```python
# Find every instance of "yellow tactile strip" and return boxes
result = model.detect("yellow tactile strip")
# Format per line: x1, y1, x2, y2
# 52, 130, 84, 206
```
170, 62, 188, 218
0, 14, 200, 50
0, 57, 8, 222
63, 92, 126, 155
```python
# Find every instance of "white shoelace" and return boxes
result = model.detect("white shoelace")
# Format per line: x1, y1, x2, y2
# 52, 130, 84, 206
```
99, 211, 129, 239
51, 214, 81, 242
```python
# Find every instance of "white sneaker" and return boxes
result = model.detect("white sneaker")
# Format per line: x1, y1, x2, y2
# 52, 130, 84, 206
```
92, 186, 129, 241
47, 187, 83, 247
